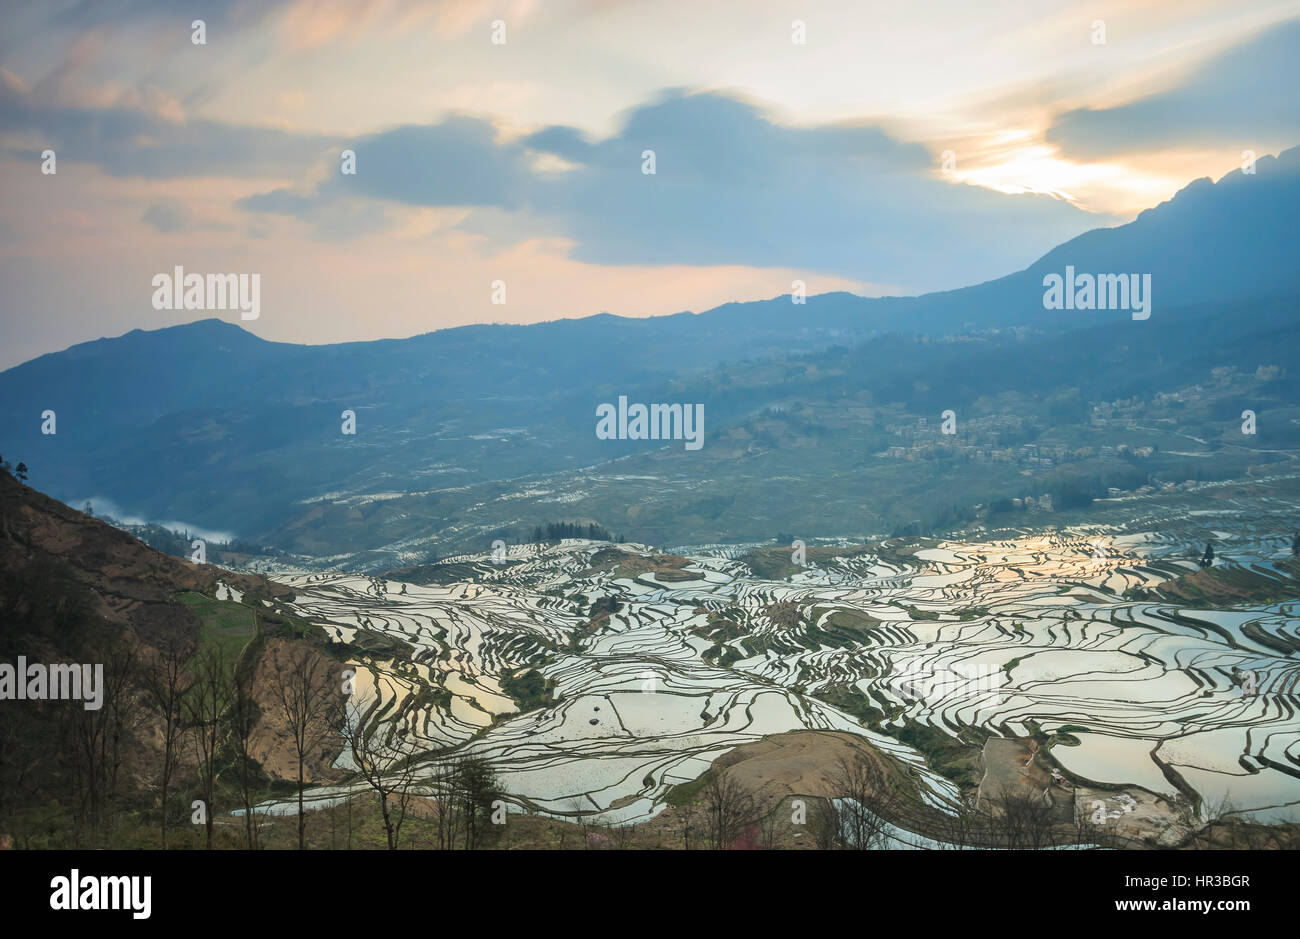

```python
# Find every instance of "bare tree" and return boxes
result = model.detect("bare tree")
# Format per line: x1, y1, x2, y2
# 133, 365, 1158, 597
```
822, 755, 900, 849
1072, 803, 1113, 850
701, 770, 759, 849
336, 698, 420, 850
67, 636, 139, 841
808, 797, 842, 849
989, 787, 1060, 849
100, 640, 142, 832
1178, 794, 1239, 850
141, 633, 194, 848
230, 671, 263, 849
565, 794, 589, 846
930, 792, 982, 849
758, 799, 783, 849
269, 645, 340, 849
610, 819, 635, 849
430, 759, 464, 850
184, 644, 233, 849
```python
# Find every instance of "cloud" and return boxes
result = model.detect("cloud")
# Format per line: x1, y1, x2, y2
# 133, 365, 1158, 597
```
140, 199, 236, 234
533, 91, 1114, 288
339, 117, 532, 208
237, 187, 316, 214
521, 124, 596, 165
0, 66, 329, 178
48, 0, 249, 22
237, 90, 1107, 290
141, 201, 191, 232
1047, 19, 1300, 160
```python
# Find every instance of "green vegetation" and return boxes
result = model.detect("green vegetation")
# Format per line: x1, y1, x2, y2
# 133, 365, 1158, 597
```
663, 770, 712, 807
902, 604, 941, 621
812, 685, 885, 727
175, 590, 257, 659
531, 521, 622, 543
1152, 556, 1300, 610
1050, 725, 1089, 747
693, 610, 748, 644
825, 609, 876, 631
501, 668, 558, 713
888, 721, 991, 792
743, 544, 871, 580
703, 644, 745, 667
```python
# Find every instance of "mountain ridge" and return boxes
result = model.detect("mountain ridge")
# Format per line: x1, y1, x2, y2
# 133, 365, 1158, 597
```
1, 144, 1297, 550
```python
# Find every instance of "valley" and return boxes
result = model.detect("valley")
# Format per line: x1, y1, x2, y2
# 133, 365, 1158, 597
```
243, 479, 1300, 845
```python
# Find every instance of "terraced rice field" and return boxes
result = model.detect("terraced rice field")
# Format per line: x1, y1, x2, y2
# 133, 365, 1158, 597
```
255, 515, 1300, 829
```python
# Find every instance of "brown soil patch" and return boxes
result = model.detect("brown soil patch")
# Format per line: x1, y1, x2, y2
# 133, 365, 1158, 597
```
711, 729, 894, 804
579, 547, 691, 580
245, 638, 347, 784
976, 737, 1074, 825
763, 601, 803, 628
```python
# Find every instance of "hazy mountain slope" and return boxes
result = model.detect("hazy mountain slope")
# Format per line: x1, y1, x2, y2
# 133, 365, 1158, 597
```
866, 145, 1300, 334
0, 146, 1297, 544
263, 295, 1300, 565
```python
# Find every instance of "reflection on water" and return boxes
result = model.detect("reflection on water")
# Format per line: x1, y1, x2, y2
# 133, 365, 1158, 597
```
255, 501, 1300, 824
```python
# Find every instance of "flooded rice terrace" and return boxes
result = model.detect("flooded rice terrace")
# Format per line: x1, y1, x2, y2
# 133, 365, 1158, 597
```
259, 511, 1300, 829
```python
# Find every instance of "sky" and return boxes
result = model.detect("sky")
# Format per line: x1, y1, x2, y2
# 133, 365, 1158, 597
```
0, 0, 1298, 369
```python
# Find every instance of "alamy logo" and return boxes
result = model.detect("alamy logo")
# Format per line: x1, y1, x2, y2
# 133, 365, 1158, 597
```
596, 395, 704, 451
0, 657, 104, 710
50, 869, 151, 919
1042, 265, 1150, 320
152, 266, 260, 320
895, 660, 1006, 708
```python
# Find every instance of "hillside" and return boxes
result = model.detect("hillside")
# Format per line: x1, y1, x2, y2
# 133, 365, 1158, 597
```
0, 146, 1298, 561
0, 468, 343, 848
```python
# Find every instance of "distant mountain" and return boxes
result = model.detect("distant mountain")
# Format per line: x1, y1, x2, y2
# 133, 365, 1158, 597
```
1, 145, 1297, 550
862, 144, 1300, 333
259, 293, 1300, 567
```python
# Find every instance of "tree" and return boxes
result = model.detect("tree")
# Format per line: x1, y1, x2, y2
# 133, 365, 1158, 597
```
987, 787, 1061, 849
821, 754, 899, 849
427, 755, 504, 850
530, 521, 619, 543
230, 670, 264, 849
429, 759, 462, 850
0, 455, 24, 481
141, 633, 194, 849
184, 644, 233, 849
66, 636, 139, 841
456, 755, 503, 849
701, 770, 758, 849
268, 644, 340, 849
930, 792, 981, 849
335, 697, 420, 850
